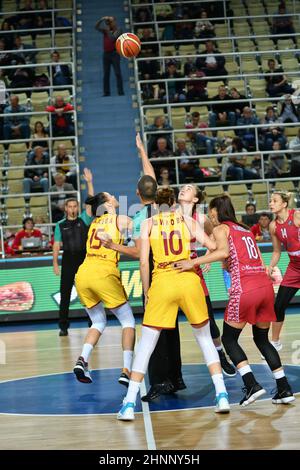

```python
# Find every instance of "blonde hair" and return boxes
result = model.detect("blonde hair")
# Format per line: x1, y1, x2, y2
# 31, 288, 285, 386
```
272, 191, 292, 207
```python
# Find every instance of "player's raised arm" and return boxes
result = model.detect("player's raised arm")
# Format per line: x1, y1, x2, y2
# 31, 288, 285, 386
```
83, 168, 94, 217
139, 218, 152, 298
136, 133, 156, 181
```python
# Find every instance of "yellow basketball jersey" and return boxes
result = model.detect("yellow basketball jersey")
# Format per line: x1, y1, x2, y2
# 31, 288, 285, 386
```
150, 212, 191, 273
86, 213, 123, 264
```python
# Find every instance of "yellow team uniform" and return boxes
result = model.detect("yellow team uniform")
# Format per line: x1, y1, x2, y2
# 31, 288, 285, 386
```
75, 214, 128, 309
143, 212, 208, 329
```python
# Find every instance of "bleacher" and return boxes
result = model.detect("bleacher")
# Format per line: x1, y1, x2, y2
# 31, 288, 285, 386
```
0, 0, 78, 245
129, 0, 300, 213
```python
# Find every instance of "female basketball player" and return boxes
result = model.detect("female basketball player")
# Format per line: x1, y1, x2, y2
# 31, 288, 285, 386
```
178, 184, 236, 376
175, 195, 295, 406
73, 192, 135, 387
118, 187, 230, 421
268, 191, 300, 349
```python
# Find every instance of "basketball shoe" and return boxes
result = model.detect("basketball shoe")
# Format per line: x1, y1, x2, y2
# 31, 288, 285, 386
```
118, 368, 131, 387
215, 392, 230, 413
73, 356, 92, 383
240, 383, 266, 406
117, 400, 135, 421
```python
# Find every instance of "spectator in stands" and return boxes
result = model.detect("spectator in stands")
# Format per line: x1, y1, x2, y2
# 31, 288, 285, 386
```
160, 60, 186, 103
8, 60, 35, 97
185, 68, 207, 106
13, 35, 36, 63
158, 167, 174, 186
3, 95, 31, 149
139, 28, 158, 56
3, 230, 15, 256
175, 16, 194, 41
209, 85, 235, 136
50, 173, 76, 223
12, 217, 42, 252
260, 106, 287, 150
278, 94, 299, 123
194, 10, 215, 39
272, 3, 296, 44
150, 137, 175, 177
196, 40, 227, 82
185, 111, 217, 155
51, 50, 72, 86
175, 137, 204, 183
30, 121, 49, 151
23, 145, 49, 201
154, 0, 174, 21
36, 0, 52, 29
251, 153, 263, 178
241, 202, 259, 227
0, 38, 12, 67
230, 87, 250, 117
46, 96, 74, 137
95, 16, 124, 97
289, 129, 300, 186
50, 143, 77, 188
266, 141, 287, 179
226, 137, 258, 181
250, 212, 272, 242
134, 6, 152, 23
0, 20, 15, 50
236, 106, 260, 150
265, 59, 294, 98
146, 115, 173, 154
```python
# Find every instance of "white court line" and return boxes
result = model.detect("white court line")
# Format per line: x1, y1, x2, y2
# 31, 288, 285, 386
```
140, 379, 156, 450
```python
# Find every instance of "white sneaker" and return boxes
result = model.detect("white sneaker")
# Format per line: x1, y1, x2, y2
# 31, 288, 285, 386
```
117, 400, 135, 421
215, 392, 230, 414
261, 340, 283, 360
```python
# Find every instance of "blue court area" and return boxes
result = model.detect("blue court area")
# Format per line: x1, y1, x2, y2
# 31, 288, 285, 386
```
0, 364, 299, 415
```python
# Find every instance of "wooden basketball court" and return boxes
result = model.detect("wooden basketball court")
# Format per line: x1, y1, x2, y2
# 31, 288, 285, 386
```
0, 314, 299, 450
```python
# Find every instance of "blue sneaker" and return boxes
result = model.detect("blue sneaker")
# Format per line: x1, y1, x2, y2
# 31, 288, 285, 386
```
117, 400, 135, 421
215, 392, 230, 414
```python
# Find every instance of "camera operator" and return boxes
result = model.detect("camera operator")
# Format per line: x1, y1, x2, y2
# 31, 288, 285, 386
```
95, 16, 124, 97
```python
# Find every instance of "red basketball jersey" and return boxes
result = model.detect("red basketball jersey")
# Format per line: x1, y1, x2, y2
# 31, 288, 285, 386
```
190, 212, 208, 296
223, 221, 270, 293
275, 209, 300, 263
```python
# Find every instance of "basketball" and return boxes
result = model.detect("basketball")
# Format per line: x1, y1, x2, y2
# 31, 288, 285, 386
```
115, 32, 141, 58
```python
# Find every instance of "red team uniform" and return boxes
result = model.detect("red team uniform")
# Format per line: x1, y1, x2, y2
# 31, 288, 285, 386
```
274, 209, 300, 288
223, 221, 276, 324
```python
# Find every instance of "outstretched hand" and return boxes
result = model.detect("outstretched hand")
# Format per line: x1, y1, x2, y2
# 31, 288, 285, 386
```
83, 168, 93, 183
136, 133, 145, 153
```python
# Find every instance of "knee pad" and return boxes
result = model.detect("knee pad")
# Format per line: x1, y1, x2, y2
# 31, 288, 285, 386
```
132, 326, 160, 375
221, 322, 247, 367
192, 322, 219, 366
252, 325, 281, 371
111, 302, 135, 329
86, 303, 107, 333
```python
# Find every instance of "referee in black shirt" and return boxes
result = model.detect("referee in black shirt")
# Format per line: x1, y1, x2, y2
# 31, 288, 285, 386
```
53, 168, 94, 336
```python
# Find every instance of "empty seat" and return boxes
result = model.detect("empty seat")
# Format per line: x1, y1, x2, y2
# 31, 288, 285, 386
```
30, 196, 48, 207
228, 184, 248, 195
5, 197, 25, 209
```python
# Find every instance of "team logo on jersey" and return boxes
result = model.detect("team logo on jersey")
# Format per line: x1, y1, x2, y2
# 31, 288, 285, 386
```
288, 221, 293, 226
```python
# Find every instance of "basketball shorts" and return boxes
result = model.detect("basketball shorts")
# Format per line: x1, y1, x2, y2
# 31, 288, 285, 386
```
281, 261, 300, 289
75, 259, 127, 309
143, 270, 208, 329
225, 283, 276, 324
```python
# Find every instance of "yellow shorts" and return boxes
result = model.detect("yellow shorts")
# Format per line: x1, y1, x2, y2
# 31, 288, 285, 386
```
143, 270, 208, 329
75, 259, 128, 309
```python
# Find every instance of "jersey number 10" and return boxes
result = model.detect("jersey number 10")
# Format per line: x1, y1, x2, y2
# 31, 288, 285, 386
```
161, 230, 183, 256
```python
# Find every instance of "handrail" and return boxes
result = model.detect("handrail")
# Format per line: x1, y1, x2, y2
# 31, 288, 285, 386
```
0, 7, 73, 16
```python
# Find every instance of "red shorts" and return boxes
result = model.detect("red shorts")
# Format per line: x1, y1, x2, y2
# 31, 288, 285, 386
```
281, 261, 300, 289
195, 265, 209, 296
225, 284, 276, 325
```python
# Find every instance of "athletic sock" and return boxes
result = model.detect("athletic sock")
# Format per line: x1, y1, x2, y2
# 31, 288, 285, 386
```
212, 373, 227, 395
273, 369, 289, 391
81, 343, 93, 363
216, 345, 223, 352
238, 364, 257, 388
123, 350, 133, 372
125, 380, 140, 404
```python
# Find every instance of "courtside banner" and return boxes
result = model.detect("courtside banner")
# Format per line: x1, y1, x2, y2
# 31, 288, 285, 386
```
0, 250, 296, 321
